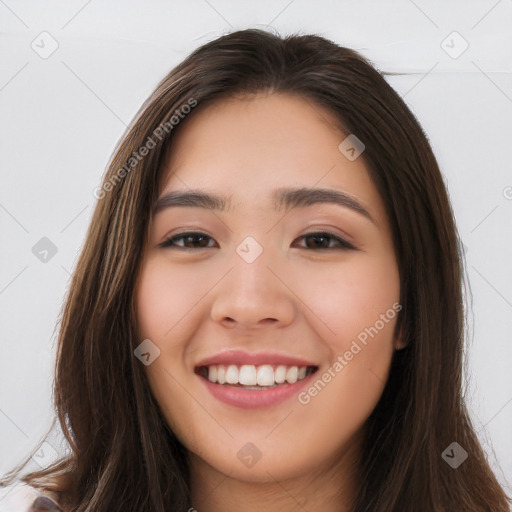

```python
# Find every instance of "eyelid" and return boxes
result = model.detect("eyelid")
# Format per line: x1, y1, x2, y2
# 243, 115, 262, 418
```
296, 230, 357, 250
300, 227, 357, 248
158, 230, 218, 250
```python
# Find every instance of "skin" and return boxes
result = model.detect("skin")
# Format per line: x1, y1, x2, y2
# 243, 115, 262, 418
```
135, 92, 403, 512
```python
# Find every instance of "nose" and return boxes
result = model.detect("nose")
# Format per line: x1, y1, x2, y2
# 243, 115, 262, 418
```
210, 244, 295, 330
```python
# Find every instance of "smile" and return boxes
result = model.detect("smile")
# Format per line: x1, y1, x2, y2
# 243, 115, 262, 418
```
194, 351, 320, 408
197, 364, 317, 388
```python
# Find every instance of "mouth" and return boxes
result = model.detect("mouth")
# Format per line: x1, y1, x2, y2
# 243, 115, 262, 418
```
193, 350, 320, 408
194, 363, 318, 389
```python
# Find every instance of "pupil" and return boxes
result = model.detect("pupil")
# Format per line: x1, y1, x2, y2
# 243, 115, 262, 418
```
308, 235, 327, 248
188, 235, 207, 247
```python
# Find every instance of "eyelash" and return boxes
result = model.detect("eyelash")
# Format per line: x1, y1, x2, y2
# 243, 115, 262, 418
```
158, 231, 356, 251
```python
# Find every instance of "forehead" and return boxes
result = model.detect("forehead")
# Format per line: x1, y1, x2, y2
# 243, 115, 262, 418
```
164, 92, 346, 172
158, 92, 387, 227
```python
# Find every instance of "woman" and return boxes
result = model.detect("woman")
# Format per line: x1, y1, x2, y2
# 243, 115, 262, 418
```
1, 28, 510, 511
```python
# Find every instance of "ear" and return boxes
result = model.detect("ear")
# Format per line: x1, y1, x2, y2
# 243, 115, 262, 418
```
394, 337, 408, 350
393, 320, 408, 350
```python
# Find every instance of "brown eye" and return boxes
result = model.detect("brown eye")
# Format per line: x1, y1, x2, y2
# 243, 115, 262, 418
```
294, 232, 356, 250
159, 231, 356, 251
159, 232, 217, 250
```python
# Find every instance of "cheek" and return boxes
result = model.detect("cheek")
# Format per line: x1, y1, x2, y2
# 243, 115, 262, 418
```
136, 261, 168, 339
294, 252, 399, 413
135, 258, 204, 341
294, 277, 398, 458
298, 251, 400, 345
134, 259, 212, 435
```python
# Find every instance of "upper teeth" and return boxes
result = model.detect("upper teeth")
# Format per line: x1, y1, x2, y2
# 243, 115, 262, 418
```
206, 364, 310, 386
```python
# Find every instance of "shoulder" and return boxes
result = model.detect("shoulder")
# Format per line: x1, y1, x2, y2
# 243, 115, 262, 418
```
0, 483, 62, 512
26, 495, 62, 511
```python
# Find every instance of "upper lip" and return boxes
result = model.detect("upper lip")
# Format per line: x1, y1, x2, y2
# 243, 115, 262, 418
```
195, 349, 318, 368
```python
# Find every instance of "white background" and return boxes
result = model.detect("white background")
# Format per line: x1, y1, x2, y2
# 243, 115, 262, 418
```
1, 0, 511, 504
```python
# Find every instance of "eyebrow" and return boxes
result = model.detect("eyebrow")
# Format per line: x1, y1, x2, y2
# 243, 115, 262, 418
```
153, 187, 375, 223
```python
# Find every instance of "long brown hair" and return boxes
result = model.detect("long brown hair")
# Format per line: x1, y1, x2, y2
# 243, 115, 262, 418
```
2, 28, 510, 511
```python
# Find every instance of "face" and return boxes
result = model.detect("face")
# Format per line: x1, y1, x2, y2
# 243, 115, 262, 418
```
135, 92, 402, 486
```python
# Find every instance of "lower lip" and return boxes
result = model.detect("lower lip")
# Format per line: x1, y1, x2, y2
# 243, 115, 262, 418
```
198, 371, 317, 409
